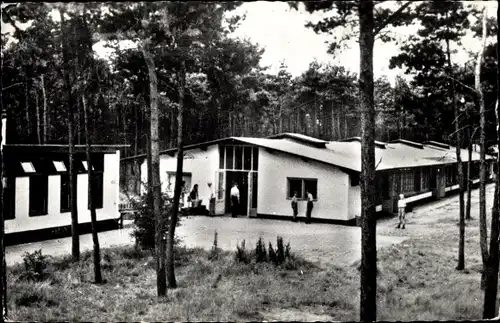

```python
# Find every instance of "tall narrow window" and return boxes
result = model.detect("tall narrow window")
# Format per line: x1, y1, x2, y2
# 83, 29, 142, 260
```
60, 174, 71, 213
217, 172, 224, 200
89, 173, 104, 209
29, 175, 48, 216
226, 146, 234, 170
252, 147, 259, 170
243, 147, 252, 170
235, 146, 243, 170
219, 146, 224, 169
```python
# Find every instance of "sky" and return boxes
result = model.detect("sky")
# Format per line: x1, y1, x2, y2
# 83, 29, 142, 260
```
2, 1, 499, 85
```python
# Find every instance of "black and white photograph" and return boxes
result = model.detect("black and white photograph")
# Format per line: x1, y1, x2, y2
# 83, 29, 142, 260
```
1, 1, 499, 321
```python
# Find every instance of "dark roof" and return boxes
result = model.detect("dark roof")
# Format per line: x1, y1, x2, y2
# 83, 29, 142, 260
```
3, 144, 128, 154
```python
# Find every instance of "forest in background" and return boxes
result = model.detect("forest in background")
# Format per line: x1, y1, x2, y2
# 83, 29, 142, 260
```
1, 2, 498, 159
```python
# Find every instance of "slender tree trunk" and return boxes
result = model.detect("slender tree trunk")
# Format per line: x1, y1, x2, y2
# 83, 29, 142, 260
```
359, 1, 377, 321
40, 75, 48, 144
466, 124, 473, 221
169, 60, 187, 289
60, 8, 79, 261
1, 102, 6, 319
444, 25, 465, 270
82, 96, 102, 283
482, 2, 500, 318
475, 5, 489, 288
35, 87, 41, 144
141, 44, 166, 297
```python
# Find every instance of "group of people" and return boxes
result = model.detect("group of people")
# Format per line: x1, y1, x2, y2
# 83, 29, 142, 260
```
290, 189, 315, 224
182, 182, 216, 216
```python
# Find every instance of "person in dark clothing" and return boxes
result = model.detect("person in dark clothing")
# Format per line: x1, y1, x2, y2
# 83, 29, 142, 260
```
189, 184, 199, 207
230, 182, 239, 218
291, 191, 298, 222
305, 189, 314, 224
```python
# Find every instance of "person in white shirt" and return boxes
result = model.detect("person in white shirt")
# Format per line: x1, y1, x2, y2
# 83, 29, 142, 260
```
305, 190, 314, 224
208, 182, 215, 216
230, 182, 240, 218
291, 191, 298, 222
397, 193, 406, 229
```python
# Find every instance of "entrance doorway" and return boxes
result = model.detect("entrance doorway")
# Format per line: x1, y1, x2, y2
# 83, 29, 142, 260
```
225, 170, 249, 215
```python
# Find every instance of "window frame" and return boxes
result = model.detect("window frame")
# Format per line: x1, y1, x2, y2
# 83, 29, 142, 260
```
29, 174, 49, 217
286, 177, 318, 201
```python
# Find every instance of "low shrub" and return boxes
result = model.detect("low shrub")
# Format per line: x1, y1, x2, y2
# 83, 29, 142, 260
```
234, 240, 251, 264
21, 250, 50, 282
255, 237, 267, 263
268, 242, 277, 265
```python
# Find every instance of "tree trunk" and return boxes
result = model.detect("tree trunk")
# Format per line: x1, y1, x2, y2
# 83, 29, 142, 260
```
34, 88, 41, 144
444, 20, 465, 270
482, 2, 500, 317
1, 101, 6, 319
60, 8, 79, 262
168, 60, 187, 289
359, 1, 377, 321
141, 44, 166, 297
82, 96, 102, 283
475, 5, 489, 288
40, 75, 48, 144
466, 124, 473, 221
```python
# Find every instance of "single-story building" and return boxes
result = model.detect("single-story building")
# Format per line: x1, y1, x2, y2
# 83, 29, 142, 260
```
2, 114, 127, 245
120, 133, 495, 225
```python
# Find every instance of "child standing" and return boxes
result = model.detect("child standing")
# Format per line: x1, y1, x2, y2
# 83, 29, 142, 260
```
397, 193, 406, 229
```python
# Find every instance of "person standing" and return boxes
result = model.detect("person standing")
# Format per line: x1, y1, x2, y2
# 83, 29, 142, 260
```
291, 191, 298, 222
230, 182, 240, 218
305, 189, 314, 224
208, 182, 216, 216
397, 193, 406, 229
189, 184, 199, 208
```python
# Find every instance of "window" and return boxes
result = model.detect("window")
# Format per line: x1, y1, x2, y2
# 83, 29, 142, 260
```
414, 169, 421, 192
421, 168, 430, 191
288, 179, 303, 198
287, 178, 318, 200
401, 170, 414, 193
21, 162, 36, 173
88, 173, 104, 209
53, 161, 67, 172
60, 174, 71, 213
218, 172, 224, 200
243, 147, 252, 170
252, 147, 259, 170
219, 145, 259, 171
226, 146, 234, 169
29, 175, 48, 216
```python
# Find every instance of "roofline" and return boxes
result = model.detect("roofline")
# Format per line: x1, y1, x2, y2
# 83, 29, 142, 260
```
4, 144, 129, 154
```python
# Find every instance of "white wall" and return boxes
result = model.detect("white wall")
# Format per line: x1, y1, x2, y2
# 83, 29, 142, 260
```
257, 149, 351, 221
348, 185, 361, 219
1, 117, 5, 149
5, 151, 121, 234
140, 145, 219, 208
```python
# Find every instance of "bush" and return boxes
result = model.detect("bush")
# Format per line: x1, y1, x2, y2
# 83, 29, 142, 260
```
21, 250, 50, 282
234, 240, 251, 264
276, 236, 285, 265
255, 237, 267, 263
268, 242, 277, 265
130, 189, 182, 251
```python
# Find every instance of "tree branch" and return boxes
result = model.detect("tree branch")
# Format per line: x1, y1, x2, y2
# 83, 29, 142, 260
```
1, 82, 24, 91
1, 7, 24, 39
444, 75, 478, 94
374, 1, 412, 35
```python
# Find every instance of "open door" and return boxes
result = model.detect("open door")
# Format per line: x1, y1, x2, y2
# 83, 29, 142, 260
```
215, 170, 225, 215
248, 171, 257, 217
